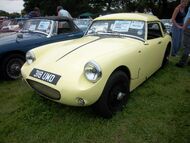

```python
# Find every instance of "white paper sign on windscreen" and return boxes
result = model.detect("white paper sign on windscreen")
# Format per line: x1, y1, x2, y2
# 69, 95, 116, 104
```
113, 21, 131, 32
29, 25, 36, 31
130, 21, 144, 29
38, 21, 50, 30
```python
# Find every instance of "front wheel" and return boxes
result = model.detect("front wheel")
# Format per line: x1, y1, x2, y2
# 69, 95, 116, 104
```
93, 71, 130, 118
1, 54, 25, 80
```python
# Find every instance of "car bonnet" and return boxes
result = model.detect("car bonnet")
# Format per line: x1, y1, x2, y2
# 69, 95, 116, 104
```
33, 35, 142, 66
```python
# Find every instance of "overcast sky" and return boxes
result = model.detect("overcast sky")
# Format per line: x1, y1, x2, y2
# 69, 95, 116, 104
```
0, 0, 24, 13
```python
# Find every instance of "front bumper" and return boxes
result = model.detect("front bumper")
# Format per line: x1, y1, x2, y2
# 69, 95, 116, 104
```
22, 67, 106, 106
26, 79, 61, 100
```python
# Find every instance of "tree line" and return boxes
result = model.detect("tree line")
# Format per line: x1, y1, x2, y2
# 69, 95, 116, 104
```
0, 10, 20, 18
0, 0, 186, 18
23, 0, 184, 18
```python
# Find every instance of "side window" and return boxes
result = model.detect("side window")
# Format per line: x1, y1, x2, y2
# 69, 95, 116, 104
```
161, 22, 167, 34
52, 22, 57, 35
147, 23, 162, 40
58, 21, 71, 34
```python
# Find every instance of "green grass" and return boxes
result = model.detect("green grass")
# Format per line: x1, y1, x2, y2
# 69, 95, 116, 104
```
0, 57, 190, 143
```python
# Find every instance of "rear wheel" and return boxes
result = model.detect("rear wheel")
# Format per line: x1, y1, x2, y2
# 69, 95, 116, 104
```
1, 54, 25, 80
162, 46, 171, 67
93, 71, 130, 118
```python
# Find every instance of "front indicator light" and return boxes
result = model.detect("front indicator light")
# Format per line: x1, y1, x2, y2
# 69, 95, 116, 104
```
26, 51, 36, 65
76, 97, 85, 106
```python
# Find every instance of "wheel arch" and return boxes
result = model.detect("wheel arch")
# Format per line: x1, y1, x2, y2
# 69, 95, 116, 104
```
167, 42, 172, 52
0, 50, 26, 64
111, 65, 131, 85
161, 42, 172, 68
0, 50, 26, 79
93, 65, 131, 118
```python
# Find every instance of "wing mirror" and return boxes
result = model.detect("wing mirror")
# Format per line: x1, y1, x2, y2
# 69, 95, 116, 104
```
144, 41, 149, 45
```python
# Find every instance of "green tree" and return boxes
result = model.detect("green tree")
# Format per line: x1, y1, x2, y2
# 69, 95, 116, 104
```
23, 0, 91, 17
0, 10, 20, 18
23, 0, 182, 18
0, 10, 9, 17
9, 12, 21, 18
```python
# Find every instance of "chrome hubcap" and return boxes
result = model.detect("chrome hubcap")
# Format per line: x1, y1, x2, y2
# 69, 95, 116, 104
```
116, 92, 126, 100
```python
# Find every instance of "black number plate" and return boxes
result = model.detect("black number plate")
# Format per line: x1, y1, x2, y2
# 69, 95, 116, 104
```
29, 68, 61, 85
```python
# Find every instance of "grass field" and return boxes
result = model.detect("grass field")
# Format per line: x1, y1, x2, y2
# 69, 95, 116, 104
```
0, 57, 190, 143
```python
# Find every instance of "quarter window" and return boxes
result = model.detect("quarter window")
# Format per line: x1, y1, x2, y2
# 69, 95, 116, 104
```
58, 21, 71, 34
147, 23, 162, 39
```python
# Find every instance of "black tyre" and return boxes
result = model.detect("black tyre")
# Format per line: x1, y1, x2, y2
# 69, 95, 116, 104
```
1, 54, 25, 80
93, 71, 130, 118
162, 46, 171, 67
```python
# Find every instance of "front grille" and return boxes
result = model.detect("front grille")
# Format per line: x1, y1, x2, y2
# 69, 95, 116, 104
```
27, 79, 61, 100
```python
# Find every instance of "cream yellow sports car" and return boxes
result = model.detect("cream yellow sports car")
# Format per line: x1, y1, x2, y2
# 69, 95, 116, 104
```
21, 13, 172, 118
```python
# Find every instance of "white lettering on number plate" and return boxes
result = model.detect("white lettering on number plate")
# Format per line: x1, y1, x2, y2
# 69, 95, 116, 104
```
30, 68, 61, 85
33, 70, 43, 78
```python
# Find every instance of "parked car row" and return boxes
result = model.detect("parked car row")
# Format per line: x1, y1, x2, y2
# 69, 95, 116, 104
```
19, 13, 172, 118
0, 18, 27, 32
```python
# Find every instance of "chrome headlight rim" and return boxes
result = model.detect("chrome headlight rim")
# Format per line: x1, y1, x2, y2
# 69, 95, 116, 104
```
84, 60, 102, 83
26, 50, 36, 65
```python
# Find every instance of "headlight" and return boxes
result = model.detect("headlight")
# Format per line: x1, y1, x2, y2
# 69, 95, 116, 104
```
84, 61, 102, 83
26, 51, 36, 65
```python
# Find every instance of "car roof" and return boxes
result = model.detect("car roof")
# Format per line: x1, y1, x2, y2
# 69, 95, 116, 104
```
95, 13, 160, 22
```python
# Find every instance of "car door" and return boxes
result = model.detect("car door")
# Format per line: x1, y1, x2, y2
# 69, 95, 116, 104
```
143, 22, 165, 77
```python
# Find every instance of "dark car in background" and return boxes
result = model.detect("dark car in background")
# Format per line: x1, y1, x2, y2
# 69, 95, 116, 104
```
0, 16, 84, 80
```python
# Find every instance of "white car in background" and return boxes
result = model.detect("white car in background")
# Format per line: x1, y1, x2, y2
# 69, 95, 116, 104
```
161, 19, 172, 35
